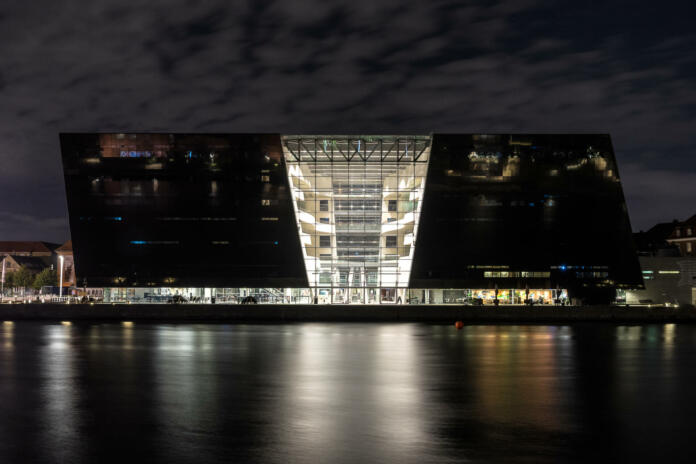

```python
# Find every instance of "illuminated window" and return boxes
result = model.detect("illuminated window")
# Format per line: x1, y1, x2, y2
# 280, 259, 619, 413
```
261, 199, 271, 206
261, 175, 270, 182
687, 242, 693, 253
687, 228, 693, 236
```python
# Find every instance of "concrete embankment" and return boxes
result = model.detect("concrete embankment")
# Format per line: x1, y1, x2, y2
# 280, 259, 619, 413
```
1, 304, 695, 323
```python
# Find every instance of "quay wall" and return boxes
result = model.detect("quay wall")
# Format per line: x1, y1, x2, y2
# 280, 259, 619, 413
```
1, 304, 695, 323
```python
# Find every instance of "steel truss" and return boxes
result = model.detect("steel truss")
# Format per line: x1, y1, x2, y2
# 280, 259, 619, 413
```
281, 136, 432, 163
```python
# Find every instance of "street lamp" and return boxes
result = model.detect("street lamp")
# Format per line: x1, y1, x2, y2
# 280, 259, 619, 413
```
1, 257, 5, 300
59, 255, 64, 298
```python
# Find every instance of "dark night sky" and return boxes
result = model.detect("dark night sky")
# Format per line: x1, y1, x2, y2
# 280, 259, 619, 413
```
1, 1, 694, 242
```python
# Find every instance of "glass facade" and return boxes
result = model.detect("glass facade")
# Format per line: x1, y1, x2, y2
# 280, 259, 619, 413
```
410, 134, 643, 303
60, 133, 643, 305
282, 136, 430, 303
60, 133, 307, 288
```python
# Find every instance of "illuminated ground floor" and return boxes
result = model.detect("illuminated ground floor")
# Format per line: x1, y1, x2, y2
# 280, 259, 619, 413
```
104, 287, 570, 305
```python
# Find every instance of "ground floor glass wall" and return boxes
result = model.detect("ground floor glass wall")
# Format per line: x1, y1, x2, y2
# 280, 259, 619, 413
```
103, 287, 569, 305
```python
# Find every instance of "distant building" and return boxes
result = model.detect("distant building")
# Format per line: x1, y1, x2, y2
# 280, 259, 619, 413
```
0, 241, 69, 290
1, 242, 57, 278
0, 241, 59, 258
666, 215, 696, 257
1, 255, 51, 275
625, 256, 696, 306
633, 222, 680, 257
55, 240, 76, 288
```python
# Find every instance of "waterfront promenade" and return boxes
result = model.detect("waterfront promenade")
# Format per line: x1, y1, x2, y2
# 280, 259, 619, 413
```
1, 303, 695, 323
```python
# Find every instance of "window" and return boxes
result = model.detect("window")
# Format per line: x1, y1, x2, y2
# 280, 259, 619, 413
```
319, 236, 331, 247
386, 236, 397, 247
319, 217, 329, 224
388, 200, 397, 212
261, 199, 271, 206
687, 242, 693, 253
319, 200, 329, 212
676, 228, 681, 237
687, 228, 693, 236
261, 175, 270, 182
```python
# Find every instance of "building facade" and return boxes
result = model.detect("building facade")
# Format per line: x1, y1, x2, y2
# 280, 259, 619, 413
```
60, 133, 643, 304
55, 240, 76, 288
624, 256, 696, 306
666, 215, 696, 257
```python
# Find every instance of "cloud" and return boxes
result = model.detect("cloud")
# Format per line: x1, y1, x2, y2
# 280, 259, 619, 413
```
0, 0, 695, 236
0, 212, 68, 242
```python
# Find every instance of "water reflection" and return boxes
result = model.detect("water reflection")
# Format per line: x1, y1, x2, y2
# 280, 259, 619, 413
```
0, 323, 694, 463
40, 324, 81, 462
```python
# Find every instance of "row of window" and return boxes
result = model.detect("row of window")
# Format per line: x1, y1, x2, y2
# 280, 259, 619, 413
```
483, 271, 551, 278
316, 236, 398, 247
293, 199, 410, 212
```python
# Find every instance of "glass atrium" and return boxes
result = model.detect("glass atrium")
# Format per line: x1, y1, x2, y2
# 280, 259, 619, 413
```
282, 135, 430, 303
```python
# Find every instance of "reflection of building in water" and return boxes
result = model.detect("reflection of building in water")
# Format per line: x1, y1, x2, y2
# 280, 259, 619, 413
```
60, 133, 642, 305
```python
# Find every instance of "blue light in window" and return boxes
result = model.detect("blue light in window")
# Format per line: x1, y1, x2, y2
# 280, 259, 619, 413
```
119, 151, 151, 158
188, 151, 193, 159
560, 265, 567, 271
274, 241, 279, 245
529, 202, 535, 207
130, 241, 146, 245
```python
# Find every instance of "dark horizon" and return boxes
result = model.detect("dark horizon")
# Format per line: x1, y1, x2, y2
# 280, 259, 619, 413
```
2, 1, 695, 242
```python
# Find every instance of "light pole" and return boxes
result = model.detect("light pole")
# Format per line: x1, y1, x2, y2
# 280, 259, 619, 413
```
1, 257, 5, 300
59, 255, 64, 298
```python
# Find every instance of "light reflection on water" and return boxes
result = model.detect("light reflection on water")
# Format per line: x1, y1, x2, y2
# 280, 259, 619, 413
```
0, 323, 695, 463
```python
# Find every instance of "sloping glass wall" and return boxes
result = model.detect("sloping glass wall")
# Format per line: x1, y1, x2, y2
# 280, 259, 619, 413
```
282, 136, 431, 303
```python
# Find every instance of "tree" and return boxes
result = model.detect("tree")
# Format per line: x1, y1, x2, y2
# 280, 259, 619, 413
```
13, 266, 34, 294
2, 270, 14, 295
33, 268, 57, 291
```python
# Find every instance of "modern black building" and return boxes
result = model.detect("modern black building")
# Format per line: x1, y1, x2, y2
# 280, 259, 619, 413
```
60, 133, 643, 304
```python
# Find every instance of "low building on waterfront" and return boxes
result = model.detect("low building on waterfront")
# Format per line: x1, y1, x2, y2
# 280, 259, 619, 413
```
623, 256, 696, 306
60, 133, 644, 305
